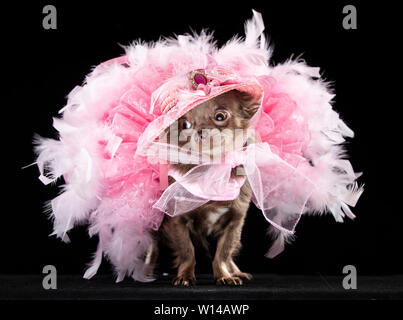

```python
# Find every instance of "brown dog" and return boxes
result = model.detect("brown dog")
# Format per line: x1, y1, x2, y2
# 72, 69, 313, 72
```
146, 90, 259, 286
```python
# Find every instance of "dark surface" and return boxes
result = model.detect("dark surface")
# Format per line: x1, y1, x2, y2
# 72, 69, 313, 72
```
1, 274, 402, 300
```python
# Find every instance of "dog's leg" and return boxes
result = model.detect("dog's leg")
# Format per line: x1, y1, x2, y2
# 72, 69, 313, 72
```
212, 210, 247, 285
163, 216, 196, 286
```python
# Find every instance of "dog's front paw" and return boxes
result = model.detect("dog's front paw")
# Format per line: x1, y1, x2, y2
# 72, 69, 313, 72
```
215, 276, 243, 286
232, 272, 253, 280
173, 275, 196, 286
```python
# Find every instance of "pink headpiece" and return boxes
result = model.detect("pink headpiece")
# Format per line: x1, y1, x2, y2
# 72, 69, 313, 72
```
153, 60, 262, 113
136, 61, 263, 156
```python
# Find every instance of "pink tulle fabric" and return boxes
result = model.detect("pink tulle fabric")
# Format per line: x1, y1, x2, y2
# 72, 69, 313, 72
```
34, 10, 363, 282
152, 143, 313, 236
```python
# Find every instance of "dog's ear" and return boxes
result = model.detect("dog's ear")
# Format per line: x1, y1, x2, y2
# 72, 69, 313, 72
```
236, 91, 260, 119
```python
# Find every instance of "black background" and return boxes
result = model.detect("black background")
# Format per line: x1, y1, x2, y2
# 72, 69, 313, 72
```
2, 0, 400, 279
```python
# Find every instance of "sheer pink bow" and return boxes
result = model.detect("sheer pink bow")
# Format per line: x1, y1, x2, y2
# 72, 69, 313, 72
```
152, 142, 314, 256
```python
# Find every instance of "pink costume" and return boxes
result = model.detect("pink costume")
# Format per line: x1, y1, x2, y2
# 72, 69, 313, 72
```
35, 11, 363, 282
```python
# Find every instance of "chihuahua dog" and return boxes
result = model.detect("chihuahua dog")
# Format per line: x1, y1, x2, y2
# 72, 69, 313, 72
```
147, 90, 259, 286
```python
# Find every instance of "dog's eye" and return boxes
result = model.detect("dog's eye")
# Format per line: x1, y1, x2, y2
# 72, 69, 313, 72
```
214, 111, 228, 121
182, 120, 192, 129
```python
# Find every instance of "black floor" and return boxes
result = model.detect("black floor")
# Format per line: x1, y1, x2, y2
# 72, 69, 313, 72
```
1, 274, 402, 300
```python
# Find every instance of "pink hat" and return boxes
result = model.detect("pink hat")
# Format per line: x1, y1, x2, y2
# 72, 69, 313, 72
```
135, 61, 263, 156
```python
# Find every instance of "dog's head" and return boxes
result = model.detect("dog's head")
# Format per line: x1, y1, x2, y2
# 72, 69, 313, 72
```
165, 90, 259, 162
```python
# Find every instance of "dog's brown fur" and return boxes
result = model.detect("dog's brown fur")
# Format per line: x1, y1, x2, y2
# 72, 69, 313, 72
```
146, 90, 259, 286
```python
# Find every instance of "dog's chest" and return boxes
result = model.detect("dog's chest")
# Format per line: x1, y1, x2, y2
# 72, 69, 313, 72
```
204, 208, 229, 235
